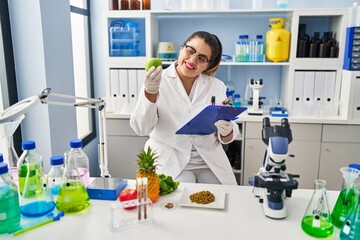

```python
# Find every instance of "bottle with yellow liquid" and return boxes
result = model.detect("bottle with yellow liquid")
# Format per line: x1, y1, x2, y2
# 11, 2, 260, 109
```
266, 18, 290, 62
56, 146, 90, 213
301, 179, 333, 238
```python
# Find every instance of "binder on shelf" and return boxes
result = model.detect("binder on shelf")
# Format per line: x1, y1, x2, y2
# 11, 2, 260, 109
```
314, 71, 326, 105
324, 71, 336, 105
109, 69, 120, 112
176, 105, 247, 135
293, 71, 304, 111
303, 71, 315, 103
352, 77, 360, 120
136, 69, 146, 95
128, 69, 138, 105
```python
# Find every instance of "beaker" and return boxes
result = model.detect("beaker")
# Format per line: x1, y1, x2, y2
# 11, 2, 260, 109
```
19, 141, 55, 217
301, 179, 333, 238
331, 167, 360, 228
56, 148, 90, 213
340, 176, 360, 240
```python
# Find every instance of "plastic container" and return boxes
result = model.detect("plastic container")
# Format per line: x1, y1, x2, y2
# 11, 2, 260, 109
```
109, 21, 140, 57
47, 155, 65, 201
65, 139, 90, 187
266, 18, 290, 62
0, 162, 20, 233
18, 141, 55, 217
256, 35, 265, 62
276, 0, 288, 8
234, 94, 241, 107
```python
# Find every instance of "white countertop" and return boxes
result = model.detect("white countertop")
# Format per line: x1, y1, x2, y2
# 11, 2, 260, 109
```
3, 181, 342, 240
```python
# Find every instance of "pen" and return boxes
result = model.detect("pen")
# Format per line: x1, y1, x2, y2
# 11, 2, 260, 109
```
211, 96, 215, 105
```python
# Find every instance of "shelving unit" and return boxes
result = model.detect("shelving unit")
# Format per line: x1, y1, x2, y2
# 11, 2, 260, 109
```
102, 8, 355, 187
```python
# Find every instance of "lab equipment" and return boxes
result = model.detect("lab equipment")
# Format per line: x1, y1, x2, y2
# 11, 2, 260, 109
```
339, 175, 360, 240
86, 177, 127, 200
47, 155, 65, 200
233, 94, 241, 107
109, 21, 140, 57
0, 114, 24, 182
247, 78, 265, 115
250, 117, 299, 219
266, 18, 290, 62
18, 141, 55, 217
0, 88, 110, 178
156, 42, 177, 61
56, 145, 90, 213
65, 139, 90, 187
0, 162, 20, 233
301, 179, 333, 238
331, 167, 360, 228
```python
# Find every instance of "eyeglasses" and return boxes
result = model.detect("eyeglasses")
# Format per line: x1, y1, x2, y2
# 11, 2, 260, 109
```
183, 45, 210, 66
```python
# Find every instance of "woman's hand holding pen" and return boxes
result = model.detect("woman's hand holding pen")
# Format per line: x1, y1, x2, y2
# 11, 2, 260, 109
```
144, 66, 163, 94
215, 120, 233, 142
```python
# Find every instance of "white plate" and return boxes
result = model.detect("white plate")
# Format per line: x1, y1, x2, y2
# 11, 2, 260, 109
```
178, 187, 226, 209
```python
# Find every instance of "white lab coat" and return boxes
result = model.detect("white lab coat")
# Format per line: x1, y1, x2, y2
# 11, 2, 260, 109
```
130, 62, 239, 185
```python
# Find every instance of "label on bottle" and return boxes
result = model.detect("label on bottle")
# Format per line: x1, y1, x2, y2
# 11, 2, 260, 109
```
0, 213, 6, 220
312, 216, 320, 227
342, 224, 350, 235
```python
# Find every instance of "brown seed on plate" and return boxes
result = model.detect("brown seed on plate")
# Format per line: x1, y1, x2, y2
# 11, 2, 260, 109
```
165, 203, 174, 209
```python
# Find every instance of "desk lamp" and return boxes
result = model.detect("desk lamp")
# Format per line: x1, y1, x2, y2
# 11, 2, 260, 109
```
0, 88, 110, 178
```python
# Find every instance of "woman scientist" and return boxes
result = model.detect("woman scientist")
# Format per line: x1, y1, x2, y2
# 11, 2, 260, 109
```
130, 31, 239, 185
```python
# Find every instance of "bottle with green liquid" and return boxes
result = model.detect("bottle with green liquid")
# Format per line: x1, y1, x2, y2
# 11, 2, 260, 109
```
340, 175, 360, 240
56, 146, 90, 213
18, 141, 55, 217
301, 179, 333, 238
0, 160, 20, 233
331, 167, 360, 228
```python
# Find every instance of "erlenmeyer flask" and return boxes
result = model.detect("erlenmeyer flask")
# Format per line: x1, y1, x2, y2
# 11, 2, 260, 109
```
19, 141, 55, 217
301, 179, 333, 238
340, 176, 360, 240
56, 148, 90, 213
331, 167, 360, 228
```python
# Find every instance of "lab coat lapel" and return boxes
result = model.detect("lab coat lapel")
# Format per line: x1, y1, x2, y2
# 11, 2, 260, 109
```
191, 74, 208, 103
165, 63, 191, 105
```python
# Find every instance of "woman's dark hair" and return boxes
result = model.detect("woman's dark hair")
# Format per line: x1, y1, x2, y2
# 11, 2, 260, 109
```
181, 31, 222, 76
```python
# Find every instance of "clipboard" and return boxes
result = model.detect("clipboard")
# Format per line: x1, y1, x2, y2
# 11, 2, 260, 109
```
176, 105, 247, 135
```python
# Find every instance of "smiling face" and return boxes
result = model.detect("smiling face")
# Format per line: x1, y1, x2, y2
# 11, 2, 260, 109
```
176, 37, 212, 82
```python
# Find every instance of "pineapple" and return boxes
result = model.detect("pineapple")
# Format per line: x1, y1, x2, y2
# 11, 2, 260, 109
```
136, 146, 160, 203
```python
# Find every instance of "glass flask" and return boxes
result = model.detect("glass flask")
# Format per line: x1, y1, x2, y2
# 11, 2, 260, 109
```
56, 146, 90, 213
301, 179, 333, 238
46, 155, 65, 201
340, 175, 360, 240
331, 167, 360, 228
18, 141, 55, 217
64, 139, 90, 187
0, 162, 20, 233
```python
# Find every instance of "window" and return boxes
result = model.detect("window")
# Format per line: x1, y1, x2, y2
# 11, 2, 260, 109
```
70, 0, 95, 145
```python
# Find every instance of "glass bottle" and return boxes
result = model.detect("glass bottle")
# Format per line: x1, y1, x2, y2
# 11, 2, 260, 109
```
331, 167, 360, 228
56, 144, 90, 213
18, 141, 55, 217
142, 0, 151, 10
47, 155, 65, 201
0, 162, 20, 233
118, 0, 129, 10
65, 139, 90, 187
340, 175, 360, 240
129, 0, 140, 10
301, 179, 333, 238
2, 136, 19, 183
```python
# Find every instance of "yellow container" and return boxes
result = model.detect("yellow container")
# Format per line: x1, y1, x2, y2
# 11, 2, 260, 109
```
266, 18, 290, 62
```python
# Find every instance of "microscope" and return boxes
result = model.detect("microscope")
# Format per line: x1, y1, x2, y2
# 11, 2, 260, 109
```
250, 117, 299, 219
248, 78, 265, 115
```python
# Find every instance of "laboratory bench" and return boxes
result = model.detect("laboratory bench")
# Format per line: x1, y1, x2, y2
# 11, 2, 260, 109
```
3, 180, 341, 240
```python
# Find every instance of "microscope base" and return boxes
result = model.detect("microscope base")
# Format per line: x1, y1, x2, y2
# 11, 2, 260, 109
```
262, 191, 287, 219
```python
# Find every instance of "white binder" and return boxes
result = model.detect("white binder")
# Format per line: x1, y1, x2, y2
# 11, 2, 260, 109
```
293, 71, 304, 112
137, 69, 146, 95
353, 76, 360, 120
324, 71, 336, 105
128, 69, 138, 104
303, 71, 315, 103
119, 69, 129, 112
109, 69, 120, 112
314, 71, 326, 105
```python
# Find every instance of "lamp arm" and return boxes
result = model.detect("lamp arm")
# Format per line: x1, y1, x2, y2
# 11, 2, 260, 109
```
40, 88, 110, 178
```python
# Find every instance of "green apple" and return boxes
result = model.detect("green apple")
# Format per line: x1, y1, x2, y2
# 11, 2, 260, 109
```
145, 58, 163, 71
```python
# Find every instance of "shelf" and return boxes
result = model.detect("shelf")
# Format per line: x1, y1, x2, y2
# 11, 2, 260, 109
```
162, 61, 290, 66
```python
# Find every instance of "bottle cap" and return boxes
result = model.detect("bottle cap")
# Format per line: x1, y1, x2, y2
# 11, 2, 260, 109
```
22, 140, 36, 150
0, 153, 3, 162
349, 163, 360, 170
50, 155, 64, 166
256, 35, 263, 39
70, 139, 82, 148
0, 162, 9, 174
234, 93, 241, 98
